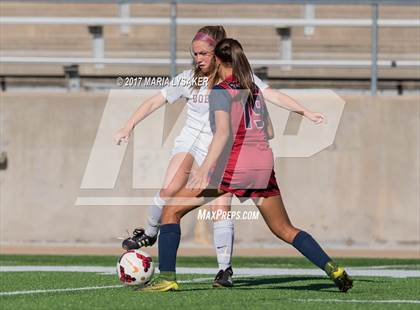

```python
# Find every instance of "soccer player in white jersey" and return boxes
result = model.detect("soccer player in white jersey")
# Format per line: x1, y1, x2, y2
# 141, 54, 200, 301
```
114, 26, 325, 287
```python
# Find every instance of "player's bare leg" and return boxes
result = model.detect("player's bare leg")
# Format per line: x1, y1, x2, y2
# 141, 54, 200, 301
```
255, 195, 300, 243
256, 194, 353, 292
163, 191, 235, 288
140, 188, 224, 292
160, 152, 197, 198
161, 188, 223, 223
123, 152, 196, 250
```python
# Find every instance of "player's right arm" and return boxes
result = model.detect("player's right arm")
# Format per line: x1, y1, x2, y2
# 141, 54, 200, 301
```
114, 70, 190, 145
113, 92, 166, 145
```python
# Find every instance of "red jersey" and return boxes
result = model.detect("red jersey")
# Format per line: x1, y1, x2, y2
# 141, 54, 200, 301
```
209, 75, 273, 171
208, 75, 280, 199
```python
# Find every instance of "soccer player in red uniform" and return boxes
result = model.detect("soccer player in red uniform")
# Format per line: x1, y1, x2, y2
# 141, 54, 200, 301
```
140, 38, 353, 293
207, 75, 278, 200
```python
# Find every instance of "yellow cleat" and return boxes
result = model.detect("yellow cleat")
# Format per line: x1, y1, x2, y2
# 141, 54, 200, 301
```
329, 266, 353, 293
139, 278, 179, 292
325, 262, 353, 292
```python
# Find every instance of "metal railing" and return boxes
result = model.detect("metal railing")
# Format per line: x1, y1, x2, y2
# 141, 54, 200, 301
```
1, 17, 419, 27
1, 57, 419, 68
0, 0, 419, 94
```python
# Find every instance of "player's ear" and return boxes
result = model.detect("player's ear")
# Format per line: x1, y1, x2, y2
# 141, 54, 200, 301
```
215, 57, 221, 66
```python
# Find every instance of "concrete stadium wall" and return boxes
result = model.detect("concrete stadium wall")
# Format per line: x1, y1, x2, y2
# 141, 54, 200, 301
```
0, 92, 419, 254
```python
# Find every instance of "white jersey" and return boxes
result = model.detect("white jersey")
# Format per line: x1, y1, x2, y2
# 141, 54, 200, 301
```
161, 69, 268, 164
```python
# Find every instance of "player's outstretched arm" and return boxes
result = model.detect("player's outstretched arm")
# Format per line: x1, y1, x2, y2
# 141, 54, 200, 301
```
262, 88, 326, 124
114, 92, 166, 145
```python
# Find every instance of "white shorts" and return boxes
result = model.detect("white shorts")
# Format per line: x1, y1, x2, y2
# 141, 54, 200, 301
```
170, 127, 212, 166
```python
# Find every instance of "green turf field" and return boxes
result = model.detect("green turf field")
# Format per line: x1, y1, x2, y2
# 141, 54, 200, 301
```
1, 255, 419, 309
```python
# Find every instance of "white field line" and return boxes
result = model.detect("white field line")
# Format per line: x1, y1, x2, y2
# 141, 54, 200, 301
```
353, 265, 420, 270
1, 266, 419, 278
177, 277, 214, 283
1, 271, 419, 302
2, 284, 420, 305
0, 277, 214, 296
291, 298, 420, 304
0, 285, 124, 296
0, 266, 114, 273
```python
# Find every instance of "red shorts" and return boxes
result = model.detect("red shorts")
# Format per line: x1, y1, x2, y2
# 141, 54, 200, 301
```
208, 144, 280, 201
217, 169, 280, 202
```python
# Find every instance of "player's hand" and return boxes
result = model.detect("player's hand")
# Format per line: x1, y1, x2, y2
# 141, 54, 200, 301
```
304, 111, 327, 124
186, 167, 209, 190
113, 126, 132, 145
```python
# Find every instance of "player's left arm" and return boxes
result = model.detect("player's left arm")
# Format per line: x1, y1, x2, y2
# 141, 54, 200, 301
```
262, 88, 326, 124
201, 110, 230, 170
186, 110, 230, 189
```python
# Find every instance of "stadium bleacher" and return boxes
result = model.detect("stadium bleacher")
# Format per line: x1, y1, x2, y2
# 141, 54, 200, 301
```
0, 1, 419, 90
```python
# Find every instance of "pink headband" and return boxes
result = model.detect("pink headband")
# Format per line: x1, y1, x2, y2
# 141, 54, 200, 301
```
193, 32, 217, 46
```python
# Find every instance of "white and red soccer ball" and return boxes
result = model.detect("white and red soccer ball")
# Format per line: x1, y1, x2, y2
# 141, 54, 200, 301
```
117, 249, 155, 286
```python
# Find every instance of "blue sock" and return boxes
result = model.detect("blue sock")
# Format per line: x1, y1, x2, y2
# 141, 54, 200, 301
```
292, 231, 332, 271
158, 224, 181, 275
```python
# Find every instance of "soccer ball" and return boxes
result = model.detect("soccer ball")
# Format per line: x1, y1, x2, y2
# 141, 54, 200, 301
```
117, 249, 155, 286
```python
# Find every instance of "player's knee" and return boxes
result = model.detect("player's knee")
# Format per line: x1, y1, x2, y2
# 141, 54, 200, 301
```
170, 207, 188, 223
159, 187, 177, 199
211, 205, 230, 221
211, 204, 222, 211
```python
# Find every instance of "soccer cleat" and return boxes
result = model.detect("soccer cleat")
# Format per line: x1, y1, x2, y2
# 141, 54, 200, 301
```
330, 268, 353, 292
213, 266, 233, 288
325, 262, 353, 292
139, 277, 179, 292
122, 228, 158, 250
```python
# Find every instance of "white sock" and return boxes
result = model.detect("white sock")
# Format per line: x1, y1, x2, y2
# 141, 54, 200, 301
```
144, 192, 165, 237
213, 219, 234, 271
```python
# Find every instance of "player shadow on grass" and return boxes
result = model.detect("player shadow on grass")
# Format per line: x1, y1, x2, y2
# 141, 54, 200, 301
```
176, 277, 375, 292
232, 276, 339, 292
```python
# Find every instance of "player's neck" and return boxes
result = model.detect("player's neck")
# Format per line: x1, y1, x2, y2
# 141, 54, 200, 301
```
219, 65, 233, 80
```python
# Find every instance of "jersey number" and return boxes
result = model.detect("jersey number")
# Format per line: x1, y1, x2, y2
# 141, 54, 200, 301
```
244, 98, 264, 130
